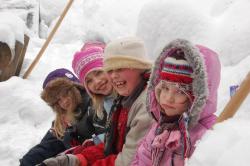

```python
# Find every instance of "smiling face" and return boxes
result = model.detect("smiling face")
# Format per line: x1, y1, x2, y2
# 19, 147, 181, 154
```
57, 94, 74, 112
107, 68, 143, 96
85, 70, 113, 96
157, 80, 191, 116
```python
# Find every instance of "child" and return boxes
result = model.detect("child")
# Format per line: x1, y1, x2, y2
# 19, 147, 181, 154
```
69, 37, 154, 166
20, 68, 90, 166
131, 39, 221, 166
72, 43, 114, 135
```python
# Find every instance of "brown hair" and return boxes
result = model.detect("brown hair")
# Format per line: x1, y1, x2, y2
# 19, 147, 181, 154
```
41, 78, 82, 139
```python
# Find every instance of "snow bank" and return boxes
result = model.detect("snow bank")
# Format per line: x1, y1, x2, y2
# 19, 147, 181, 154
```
0, 77, 53, 165
136, 0, 215, 60
137, 0, 250, 66
188, 118, 250, 166
0, 12, 25, 48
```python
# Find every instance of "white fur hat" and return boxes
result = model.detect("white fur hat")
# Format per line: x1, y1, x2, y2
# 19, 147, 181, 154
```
104, 37, 152, 71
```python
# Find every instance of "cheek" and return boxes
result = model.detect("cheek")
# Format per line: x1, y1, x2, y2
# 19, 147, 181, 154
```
87, 83, 95, 93
159, 91, 165, 103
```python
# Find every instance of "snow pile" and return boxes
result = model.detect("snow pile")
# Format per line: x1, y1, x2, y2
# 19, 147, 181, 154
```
0, 0, 39, 35
137, 0, 250, 66
45, 0, 152, 43
0, 12, 25, 48
188, 118, 250, 166
0, 77, 53, 165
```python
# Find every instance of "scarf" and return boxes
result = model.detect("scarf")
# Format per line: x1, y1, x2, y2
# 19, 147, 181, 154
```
151, 112, 191, 166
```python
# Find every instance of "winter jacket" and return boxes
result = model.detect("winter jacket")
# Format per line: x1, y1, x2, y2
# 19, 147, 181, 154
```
131, 39, 221, 166
20, 86, 111, 166
76, 77, 154, 166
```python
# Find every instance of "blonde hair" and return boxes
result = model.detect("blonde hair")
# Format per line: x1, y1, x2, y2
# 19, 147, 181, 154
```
91, 90, 116, 119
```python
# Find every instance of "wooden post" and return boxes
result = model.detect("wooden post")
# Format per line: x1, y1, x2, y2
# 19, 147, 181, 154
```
0, 42, 12, 71
16, 35, 30, 76
23, 0, 74, 79
216, 72, 250, 123
0, 35, 30, 81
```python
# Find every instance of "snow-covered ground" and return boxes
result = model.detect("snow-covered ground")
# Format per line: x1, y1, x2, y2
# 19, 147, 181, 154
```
1, 0, 250, 165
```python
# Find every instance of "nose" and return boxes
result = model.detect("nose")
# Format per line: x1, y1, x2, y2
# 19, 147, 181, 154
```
58, 98, 67, 107
164, 90, 175, 103
93, 77, 102, 85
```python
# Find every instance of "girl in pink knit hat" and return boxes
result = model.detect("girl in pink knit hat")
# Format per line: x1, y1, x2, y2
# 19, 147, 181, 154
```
131, 39, 221, 166
72, 42, 114, 126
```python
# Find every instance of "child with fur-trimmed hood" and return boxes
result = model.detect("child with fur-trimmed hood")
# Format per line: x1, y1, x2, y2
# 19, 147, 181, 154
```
131, 39, 221, 166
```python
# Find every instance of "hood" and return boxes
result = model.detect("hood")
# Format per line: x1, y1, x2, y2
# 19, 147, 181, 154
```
196, 45, 221, 128
41, 78, 85, 107
147, 39, 219, 128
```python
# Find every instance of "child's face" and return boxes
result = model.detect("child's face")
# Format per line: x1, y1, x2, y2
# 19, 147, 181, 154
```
158, 81, 191, 116
85, 70, 113, 96
57, 93, 74, 112
107, 68, 142, 96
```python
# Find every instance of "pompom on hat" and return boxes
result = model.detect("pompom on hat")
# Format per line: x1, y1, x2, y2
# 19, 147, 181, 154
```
81, 41, 105, 51
103, 37, 152, 71
42, 68, 79, 89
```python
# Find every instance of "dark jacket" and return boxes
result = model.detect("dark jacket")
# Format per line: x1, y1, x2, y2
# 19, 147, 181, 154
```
20, 87, 109, 166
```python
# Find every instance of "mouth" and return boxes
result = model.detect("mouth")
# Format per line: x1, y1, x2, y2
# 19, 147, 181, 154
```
96, 81, 108, 91
161, 104, 175, 110
113, 80, 126, 89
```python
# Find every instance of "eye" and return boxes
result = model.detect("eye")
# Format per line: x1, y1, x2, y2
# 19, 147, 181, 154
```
107, 70, 113, 75
86, 78, 93, 84
95, 70, 103, 76
161, 84, 169, 91
116, 68, 123, 72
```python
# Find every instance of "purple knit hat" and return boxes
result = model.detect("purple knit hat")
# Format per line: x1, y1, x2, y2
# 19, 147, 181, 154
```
42, 68, 79, 89
72, 47, 104, 84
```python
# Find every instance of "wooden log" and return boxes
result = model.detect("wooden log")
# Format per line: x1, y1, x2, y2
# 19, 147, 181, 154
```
0, 42, 12, 70
15, 35, 30, 76
216, 72, 250, 123
0, 35, 30, 81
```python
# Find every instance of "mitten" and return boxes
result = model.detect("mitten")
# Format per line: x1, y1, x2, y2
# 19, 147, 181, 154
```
39, 154, 79, 166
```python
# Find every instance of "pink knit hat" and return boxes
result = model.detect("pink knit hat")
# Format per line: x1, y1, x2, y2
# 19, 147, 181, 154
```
81, 41, 105, 51
72, 47, 104, 84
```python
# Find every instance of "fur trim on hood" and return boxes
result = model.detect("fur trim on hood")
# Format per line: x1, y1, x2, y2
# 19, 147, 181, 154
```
147, 39, 208, 128
41, 78, 84, 108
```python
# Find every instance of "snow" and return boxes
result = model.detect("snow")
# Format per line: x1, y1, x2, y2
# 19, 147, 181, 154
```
0, 12, 25, 48
1, 0, 250, 165
137, 0, 250, 66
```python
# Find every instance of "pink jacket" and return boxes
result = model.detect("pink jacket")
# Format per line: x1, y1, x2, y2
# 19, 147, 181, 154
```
131, 39, 221, 166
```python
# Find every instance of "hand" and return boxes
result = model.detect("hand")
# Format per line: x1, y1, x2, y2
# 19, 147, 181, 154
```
82, 139, 94, 148
40, 154, 79, 166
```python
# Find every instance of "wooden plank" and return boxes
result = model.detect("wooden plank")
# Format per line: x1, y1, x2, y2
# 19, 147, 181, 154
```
0, 42, 12, 71
15, 35, 29, 76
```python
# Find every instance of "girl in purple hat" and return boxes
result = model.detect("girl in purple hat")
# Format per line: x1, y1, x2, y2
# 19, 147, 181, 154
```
21, 67, 108, 166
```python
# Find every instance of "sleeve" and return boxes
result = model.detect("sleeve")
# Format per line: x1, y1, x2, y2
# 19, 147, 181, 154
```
20, 130, 66, 166
115, 92, 154, 166
76, 143, 105, 166
130, 124, 156, 166
92, 154, 117, 166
